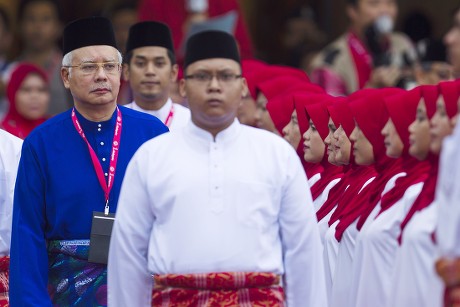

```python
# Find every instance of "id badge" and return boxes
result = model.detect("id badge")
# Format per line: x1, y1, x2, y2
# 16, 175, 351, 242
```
88, 211, 115, 264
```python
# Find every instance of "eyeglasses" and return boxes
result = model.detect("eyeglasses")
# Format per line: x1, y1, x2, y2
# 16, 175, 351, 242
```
63, 62, 121, 75
184, 72, 242, 84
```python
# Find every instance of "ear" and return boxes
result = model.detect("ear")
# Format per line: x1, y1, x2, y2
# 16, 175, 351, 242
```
61, 67, 71, 89
122, 63, 130, 81
241, 77, 249, 98
179, 78, 187, 97
171, 64, 179, 82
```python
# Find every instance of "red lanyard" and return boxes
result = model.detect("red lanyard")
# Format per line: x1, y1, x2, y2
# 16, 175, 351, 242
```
71, 107, 122, 215
347, 32, 372, 89
164, 104, 175, 127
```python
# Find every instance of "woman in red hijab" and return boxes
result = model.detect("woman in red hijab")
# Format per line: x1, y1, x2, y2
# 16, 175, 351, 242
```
390, 82, 459, 307
1, 63, 49, 139
298, 94, 343, 209
318, 94, 377, 302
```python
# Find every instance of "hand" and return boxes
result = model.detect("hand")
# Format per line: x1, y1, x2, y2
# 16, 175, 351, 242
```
436, 257, 460, 287
365, 66, 402, 88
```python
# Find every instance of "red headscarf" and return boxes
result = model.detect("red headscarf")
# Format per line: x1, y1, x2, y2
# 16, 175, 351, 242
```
303, 97, 344, 200
377, 87, 431, 217
267, 88, 324, 181
1, 63, 49, 139
439, 80, 460, 118
343, 88, 405, 232
316, 96, 377, 225
244, 62, 311, 100
397, 84, 448, 244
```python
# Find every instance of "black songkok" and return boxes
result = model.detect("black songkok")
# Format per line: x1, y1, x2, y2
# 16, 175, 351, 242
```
184, 30, 240, 69
62, 16, 117, 55
125, 21, 174, 54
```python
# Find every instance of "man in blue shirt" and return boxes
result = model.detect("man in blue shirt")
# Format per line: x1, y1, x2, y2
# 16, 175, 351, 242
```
9, 16, 168, 306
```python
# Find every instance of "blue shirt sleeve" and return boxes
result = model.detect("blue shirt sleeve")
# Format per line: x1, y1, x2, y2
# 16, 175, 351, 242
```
9, 139, 53, 306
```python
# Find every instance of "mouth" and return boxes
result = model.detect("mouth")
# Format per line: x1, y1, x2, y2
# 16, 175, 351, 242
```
91, 88, 110, 94
384, 141, 390, 147
207, 99, 223, 106
303, 143, 310, 152
141, 81, 160, 86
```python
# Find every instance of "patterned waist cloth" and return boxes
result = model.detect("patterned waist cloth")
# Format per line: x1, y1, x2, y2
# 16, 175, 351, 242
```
0, 256, 9, 307
152, 272, 285, 307
47, 240, 107, 307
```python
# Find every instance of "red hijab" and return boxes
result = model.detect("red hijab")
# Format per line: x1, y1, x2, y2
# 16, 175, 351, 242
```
244, 62, 310, 100
397, 84, 452, 243
267, 88, 324, 180
344, 88, 405, 232
303, 98, 344, 200
439, 80, 460, 118
377, 87, 431, 217
316, 96, 377, 225
1, 63, 48, 139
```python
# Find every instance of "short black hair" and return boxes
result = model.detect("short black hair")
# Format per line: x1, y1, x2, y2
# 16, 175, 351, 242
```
17, 0, 62, 22
124, 49, 176, 66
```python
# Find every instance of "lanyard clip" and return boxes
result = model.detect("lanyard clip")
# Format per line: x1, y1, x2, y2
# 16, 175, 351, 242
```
104, 199, 109, 216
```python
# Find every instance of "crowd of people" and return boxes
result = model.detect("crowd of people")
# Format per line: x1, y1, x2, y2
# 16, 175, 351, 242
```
1, 0, 460, 306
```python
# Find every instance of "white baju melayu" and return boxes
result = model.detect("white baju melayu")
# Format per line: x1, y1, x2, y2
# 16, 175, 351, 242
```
124, 99, 190, 130
349, 177, 425, 307
108, 119, 327, 307
388, 202, 443, 307
308, 172, 321, 188
437, 124, 460, 257
0, 129, 22, 256
322, 177, 375, 304
314, 178, 342, 212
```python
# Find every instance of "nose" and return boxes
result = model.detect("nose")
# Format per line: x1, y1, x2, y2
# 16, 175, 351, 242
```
208, 75, 221, 90
282, 124, 290, 137
146, 61, 156, 75
95, 65, 108, 81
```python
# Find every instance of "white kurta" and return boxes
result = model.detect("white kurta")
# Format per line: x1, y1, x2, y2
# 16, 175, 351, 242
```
322, 178, 374, 303
314, 178, 342, 212
308, 172, 321, 188
124, 99, 191, 131
349, 180, 423, 307
389, 202, 444, 307
329, 175, 392, 307
108, 120, 327, 307
0, 129, 22, 256
436, 125, 460, 257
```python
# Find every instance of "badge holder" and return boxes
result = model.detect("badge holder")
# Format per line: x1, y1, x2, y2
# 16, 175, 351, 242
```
88, 211, 115, 264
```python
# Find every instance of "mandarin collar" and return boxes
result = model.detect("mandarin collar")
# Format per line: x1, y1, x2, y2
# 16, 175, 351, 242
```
185, 118, 241, 145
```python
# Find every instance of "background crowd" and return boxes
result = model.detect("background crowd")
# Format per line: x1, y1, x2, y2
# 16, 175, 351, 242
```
2, 0, 460, 306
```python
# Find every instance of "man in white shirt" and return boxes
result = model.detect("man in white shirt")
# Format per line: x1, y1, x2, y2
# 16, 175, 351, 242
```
0, 129, 22, 304
123, 21, 191, 130
108, 30, 326, 307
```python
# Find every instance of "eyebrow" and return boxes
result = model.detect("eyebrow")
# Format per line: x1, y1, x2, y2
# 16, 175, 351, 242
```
134, 55, 166, 60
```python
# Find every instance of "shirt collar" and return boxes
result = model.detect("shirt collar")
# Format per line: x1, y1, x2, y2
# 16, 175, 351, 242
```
74, 107, 117, 132
186, 118, 241, 144
131, 99, 173, 123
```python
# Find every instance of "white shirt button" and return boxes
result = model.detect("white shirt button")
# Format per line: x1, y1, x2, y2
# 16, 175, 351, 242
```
100, 142, 104, 146
102, 158, 106, 162
104, 173, 108, 177
98, 124, 102, 127
98, 128, 101, 132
